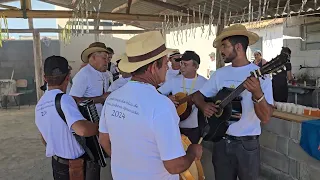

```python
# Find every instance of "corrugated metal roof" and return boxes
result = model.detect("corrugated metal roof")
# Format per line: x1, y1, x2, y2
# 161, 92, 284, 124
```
39, 0, 320, 29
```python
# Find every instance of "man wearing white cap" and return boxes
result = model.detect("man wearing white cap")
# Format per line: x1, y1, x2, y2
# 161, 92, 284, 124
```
193, 24, 274, 180
99, 31, 202, 180
166, 49, 181, 81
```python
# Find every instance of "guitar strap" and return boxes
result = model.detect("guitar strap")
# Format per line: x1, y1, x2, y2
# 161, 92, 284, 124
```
182, 74, 197, 95
55, 93, 95, 161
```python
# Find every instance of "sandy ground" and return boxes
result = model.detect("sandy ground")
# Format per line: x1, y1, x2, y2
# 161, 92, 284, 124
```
0, 105, 217, 180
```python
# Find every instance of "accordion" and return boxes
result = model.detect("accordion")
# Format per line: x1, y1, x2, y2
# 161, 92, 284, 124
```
78, 99, 107, 167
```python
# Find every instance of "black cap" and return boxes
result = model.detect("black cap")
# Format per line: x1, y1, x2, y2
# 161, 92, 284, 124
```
177, 50, 200, 64
44, 55, 70, 76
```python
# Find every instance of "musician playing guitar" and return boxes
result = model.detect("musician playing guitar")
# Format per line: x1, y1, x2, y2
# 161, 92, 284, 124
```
193, 25, 274, 180
158, 51, 207, 144
35, 56, 99, 180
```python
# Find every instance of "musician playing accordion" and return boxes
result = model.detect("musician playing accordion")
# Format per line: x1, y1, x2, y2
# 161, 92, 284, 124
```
35, 56, 99, 180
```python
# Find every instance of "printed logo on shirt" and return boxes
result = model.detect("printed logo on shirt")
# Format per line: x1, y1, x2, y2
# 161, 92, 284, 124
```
105, 97, 140, 120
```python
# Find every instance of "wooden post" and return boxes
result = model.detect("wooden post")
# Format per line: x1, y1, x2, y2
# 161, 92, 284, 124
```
32, 31, 44, 100
94, 19, 100, 42
22, 0, 44, 100
216, 22, 225, 69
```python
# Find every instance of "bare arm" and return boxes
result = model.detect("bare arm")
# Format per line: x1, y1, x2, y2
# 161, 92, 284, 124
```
252, 92, 274, 124
244, 77, 273, 124
163, 145, 201, 174
99, 132, 111, 156
72, 92, 110, 104
71, 120, 98, 137
192, 91, 217, 117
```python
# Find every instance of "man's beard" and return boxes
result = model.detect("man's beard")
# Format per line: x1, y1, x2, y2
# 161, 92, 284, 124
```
223, 49, 237, 63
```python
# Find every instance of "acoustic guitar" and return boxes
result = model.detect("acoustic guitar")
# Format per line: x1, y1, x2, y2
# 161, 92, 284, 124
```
174, 75, 198, 121
200, 52, 290, 142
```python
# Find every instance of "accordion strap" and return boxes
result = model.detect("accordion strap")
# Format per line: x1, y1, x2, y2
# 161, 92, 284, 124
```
55, 93, 95, 161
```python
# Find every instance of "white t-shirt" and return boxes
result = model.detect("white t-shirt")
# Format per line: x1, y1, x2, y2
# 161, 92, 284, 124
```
99, 81, 185, 180
69, 64, 111, 117
199, 63, 274, 136
158, 74, 207, 128
166, 68, 180, 82
107, 77, 131, 92
35, 89, 85, 159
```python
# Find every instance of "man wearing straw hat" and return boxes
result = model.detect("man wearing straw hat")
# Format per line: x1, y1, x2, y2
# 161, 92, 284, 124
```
69, 42, 112, 117
193, 24, 274, 180
98, 31, 202, 180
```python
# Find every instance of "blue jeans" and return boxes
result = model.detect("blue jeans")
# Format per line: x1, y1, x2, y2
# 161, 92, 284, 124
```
212, 137, 260, 180
52, 156, 100, 180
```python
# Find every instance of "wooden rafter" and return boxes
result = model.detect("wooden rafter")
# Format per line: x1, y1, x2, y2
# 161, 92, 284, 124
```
0, 3, 19, 9
112, 0, 140, 13
0, 9, 208, 23
126, 0, 133, 14
1, 28, 149, 34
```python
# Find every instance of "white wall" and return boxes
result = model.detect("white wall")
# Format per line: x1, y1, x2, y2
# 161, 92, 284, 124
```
166, 25, 217, 78
249, 24, 284, 62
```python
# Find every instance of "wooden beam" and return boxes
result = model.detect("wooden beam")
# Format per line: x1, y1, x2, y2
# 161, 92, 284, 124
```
0, 9, 207, 23
0, 3, 19, 9
32, 31, 44, 101
0, 9, 163, 22
112, 0, 140, 13
2, 28, 149, 34
94, 19, 100, 41
215, 21, 225, 69
126, 0, 133, 14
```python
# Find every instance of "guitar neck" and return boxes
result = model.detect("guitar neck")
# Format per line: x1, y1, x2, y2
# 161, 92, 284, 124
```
219, 82, 246, 108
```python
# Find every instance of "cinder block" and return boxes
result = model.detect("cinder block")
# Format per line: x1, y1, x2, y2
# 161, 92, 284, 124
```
260, 163, 295, 180
290, 122, 301, 142
288, 140, 320, 168
276, 136, 289, 155
260, 163, 280, 180
260, 146, 290, 173
262, 117, 291, 137
260, 130, 277, 150
299, 162, 320, 180
289, 158, 300, 179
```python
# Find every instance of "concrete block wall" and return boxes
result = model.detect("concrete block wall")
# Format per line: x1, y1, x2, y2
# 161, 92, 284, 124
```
260, 117, 320, 180
283, 17, 320, 78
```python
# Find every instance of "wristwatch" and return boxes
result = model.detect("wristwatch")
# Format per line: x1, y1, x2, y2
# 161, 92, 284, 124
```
252, 94, 265, 104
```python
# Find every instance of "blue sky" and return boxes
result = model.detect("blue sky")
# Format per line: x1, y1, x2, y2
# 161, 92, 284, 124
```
3, 0, 58, 38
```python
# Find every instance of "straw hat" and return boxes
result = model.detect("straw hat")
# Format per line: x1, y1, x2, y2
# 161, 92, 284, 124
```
118, 31, 173, 73
213, 24, 259, 48
81, 42, 111, 63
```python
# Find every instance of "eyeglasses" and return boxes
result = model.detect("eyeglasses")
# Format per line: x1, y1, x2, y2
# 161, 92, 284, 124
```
180, 61, 192, 67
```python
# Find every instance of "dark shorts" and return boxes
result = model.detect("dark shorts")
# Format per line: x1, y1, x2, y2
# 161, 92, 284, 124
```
212, 135, 260, 180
